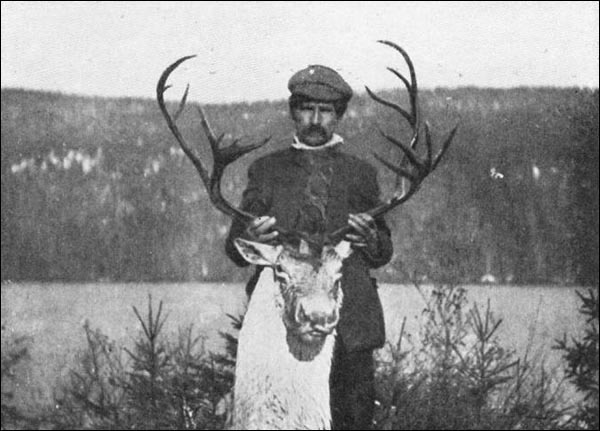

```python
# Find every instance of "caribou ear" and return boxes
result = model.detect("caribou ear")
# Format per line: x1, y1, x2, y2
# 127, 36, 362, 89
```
333, 240, 353, 260
234, 238, 283, 266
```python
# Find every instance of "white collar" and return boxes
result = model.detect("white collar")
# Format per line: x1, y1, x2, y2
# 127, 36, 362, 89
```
291, 133, 344, 151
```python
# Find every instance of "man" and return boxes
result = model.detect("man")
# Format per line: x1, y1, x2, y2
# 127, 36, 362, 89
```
225, 65, 393, 430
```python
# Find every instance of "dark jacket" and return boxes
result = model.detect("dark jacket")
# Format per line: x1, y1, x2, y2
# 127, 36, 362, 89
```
225, 145, 393, 352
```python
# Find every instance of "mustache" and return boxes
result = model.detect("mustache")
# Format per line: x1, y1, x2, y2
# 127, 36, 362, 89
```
305, 126, 326, 135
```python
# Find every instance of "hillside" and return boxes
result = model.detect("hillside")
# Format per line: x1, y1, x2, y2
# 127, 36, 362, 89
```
1, 87, 598, 284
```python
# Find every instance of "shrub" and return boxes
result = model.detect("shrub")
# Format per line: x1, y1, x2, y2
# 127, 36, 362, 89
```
1, 325, 37, 429
26, 286, 582, 430
51, 295, 235, 429
374, 283, 567, 430
555, 288, 599, 429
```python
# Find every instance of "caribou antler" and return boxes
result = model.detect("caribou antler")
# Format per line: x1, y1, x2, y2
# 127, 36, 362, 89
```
328, 40, 458, 243
156, 55, 271, 223
158, 56, 329, 249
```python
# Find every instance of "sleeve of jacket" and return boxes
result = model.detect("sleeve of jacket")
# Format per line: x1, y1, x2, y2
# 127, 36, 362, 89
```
224, 158, 273, 267
357, 163, 394, 269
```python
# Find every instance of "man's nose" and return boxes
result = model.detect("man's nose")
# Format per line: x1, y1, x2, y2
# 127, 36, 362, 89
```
310, 108, 321, 124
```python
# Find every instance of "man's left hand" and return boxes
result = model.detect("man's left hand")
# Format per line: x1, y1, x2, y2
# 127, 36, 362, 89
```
345, 213, 380, 257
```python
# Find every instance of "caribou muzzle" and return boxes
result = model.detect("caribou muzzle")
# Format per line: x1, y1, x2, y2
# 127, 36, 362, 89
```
293, 295, 340, 343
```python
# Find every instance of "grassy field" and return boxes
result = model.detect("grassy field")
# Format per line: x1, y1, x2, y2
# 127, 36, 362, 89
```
1, 282, 587, 410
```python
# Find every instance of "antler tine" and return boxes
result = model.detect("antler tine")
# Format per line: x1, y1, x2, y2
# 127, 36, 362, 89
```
364, 40, 418, 127
378, 40, 418, 122
196, 104, 222, 150
157, 55, 210, 188
157, 55, 270, 223
432, 125, 458, 171
365, 86, 413, 126
376, 127, 421, 168
372, 152, 417, 182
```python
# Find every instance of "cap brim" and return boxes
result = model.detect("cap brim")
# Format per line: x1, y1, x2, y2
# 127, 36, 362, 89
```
291, 83, 350, 102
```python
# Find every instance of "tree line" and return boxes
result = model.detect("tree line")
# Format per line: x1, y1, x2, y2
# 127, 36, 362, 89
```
1, 87, 598, 285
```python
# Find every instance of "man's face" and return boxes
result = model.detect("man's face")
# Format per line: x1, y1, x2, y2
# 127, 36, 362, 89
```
292, 100, 339, 147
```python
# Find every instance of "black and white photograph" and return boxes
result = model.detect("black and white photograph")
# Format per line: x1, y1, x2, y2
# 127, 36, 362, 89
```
1, 1, 598, 429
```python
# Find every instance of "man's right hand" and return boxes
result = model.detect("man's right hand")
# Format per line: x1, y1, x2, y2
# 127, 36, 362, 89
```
244, 216, 278, 242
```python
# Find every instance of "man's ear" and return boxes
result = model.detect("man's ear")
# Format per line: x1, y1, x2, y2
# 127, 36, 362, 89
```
234, 238, 283, 266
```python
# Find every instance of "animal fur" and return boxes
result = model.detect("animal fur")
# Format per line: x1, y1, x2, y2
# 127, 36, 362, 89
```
231, 267, 337, 430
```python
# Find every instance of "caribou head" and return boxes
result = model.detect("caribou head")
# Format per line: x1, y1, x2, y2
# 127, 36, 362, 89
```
234, 238, 352, 357
156, 41, 457, 356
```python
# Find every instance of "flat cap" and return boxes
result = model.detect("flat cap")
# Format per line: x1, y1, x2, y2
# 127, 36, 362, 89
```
288, 65, 353, 103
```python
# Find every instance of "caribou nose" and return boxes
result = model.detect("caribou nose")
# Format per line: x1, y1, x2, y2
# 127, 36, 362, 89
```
295, 299, 339, 333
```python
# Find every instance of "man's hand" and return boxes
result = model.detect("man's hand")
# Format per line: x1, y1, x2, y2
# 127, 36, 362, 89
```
245, 216, 279, 242
345, 213, 380, 257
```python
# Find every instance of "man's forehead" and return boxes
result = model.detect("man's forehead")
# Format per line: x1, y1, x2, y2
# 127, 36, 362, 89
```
297, 100, 336, 109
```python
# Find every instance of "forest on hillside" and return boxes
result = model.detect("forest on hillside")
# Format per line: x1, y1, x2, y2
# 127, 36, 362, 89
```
1, 87, 598, 284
